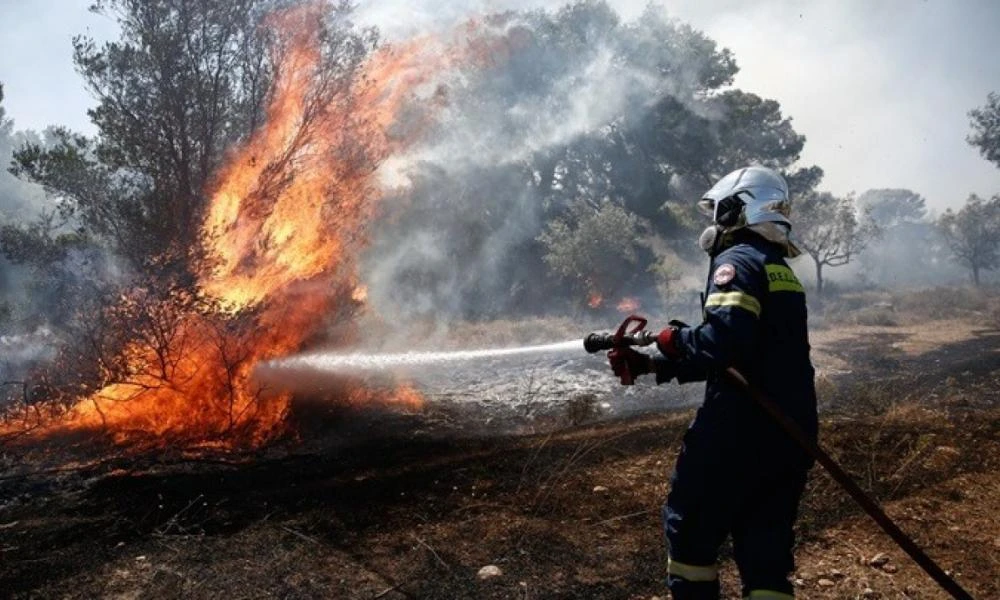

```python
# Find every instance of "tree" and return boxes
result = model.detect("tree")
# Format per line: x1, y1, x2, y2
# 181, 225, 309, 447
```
794, 191, 879, 295
538, 199, 644, 307
938, 194, 1000, 286
0, 84, 48, 221
1, 2, 376, 438
855, 188, 949, 286
857, 188, 926, 227
968, 92, 1000, 169
10, 0, 312, 274
11, 0, 376, 275
369, 1, 819, 316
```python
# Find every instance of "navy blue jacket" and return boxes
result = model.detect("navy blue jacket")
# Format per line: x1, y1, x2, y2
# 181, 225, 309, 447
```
662, 232, 818, 464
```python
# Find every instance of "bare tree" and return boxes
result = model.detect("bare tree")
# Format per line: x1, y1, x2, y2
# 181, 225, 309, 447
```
793, 191, 879, 295
938, 194, 1000, 286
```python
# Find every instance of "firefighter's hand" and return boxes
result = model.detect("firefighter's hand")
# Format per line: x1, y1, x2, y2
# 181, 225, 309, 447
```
650, 356, 678, 385
656, 320, 689, 358
608, 347, 652, 384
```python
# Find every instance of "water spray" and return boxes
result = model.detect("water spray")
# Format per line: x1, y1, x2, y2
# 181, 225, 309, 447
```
254, 340, 586, 394
262, 340, 581, 371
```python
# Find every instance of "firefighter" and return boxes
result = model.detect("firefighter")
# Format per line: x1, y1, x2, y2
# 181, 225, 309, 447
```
609, 166, 817, 599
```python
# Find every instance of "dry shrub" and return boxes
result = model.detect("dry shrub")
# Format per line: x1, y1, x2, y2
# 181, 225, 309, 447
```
826, 380, 901, 416
800, 392, 961, 534
814, 291, 894, 327
565, 393, 601, 425
889, 286, 992, 320
850, 306, 898, 327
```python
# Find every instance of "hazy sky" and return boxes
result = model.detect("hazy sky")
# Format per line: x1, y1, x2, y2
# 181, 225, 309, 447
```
1, 0, 998, 212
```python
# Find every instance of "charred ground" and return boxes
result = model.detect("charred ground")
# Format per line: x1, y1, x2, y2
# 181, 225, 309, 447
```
2, 293, 1000, 599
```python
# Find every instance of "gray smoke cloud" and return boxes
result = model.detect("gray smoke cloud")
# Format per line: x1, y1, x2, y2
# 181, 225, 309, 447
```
0, 120, 125, 397
356, 2, 723, 326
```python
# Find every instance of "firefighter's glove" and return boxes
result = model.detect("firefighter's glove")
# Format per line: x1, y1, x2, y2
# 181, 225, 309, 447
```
650, 356, 680, 385
655, 325, 682, 358
608, 347, 652, 385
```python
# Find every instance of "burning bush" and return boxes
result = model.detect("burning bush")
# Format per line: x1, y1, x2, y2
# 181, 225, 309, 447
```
0, 1, 449, 452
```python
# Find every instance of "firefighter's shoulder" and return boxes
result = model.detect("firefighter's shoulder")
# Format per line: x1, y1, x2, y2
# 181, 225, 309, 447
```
712, 243, 767, 285
706, 244, 767, 318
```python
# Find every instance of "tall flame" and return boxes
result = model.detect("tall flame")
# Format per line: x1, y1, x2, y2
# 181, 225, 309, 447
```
1, 4, 488, 450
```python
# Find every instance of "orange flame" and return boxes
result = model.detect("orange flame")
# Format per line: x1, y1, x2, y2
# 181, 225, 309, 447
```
1, 4, 506, 450
588, 293, 604, 309
617, 297, 640, 313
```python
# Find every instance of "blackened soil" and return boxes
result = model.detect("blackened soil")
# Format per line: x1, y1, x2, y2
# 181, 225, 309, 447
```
2, 320, 1000, 599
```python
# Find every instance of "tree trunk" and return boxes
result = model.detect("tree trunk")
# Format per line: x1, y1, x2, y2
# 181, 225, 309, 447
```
815, 260, 824, 295
973, 264, 981, 287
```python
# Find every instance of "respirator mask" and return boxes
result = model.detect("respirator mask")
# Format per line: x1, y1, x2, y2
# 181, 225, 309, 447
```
698, 194, 745, 256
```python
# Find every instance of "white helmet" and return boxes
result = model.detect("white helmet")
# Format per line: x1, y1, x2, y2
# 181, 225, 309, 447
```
698, 166, 791, 228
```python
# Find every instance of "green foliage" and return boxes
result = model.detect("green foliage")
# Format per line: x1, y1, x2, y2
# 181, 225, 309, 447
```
937, 194, 1000, 286
529, 3, 747, 228
10, 0, 374, 280
0, 213, 86, 268
27, 0, 281, 268
968, 92, 1000, 169
538, 200, 643, 302
0, 208, 107, 328
9, 128, 155, 270
75, 0, 278, 237
377, 2, 816, 315
0, 85, 48, 221
785, 165, 824, 202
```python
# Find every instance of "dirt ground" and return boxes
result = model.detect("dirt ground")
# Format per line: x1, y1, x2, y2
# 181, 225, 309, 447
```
2, 307, 1000, 599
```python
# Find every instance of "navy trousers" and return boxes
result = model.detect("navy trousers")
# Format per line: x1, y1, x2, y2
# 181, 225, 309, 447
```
663, 420, 809, 599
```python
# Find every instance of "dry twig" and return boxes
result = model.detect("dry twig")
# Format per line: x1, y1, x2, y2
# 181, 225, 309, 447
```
413, 535, 449, 570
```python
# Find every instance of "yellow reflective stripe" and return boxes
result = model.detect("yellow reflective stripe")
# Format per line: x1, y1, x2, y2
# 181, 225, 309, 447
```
667, 558, 718, 582
704, 291, 761, 317
765, 264, 804, 293
746, 590, 795, 599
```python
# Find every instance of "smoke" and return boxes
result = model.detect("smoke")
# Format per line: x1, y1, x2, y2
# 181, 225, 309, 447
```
0, 327, 56, 405
0, 130, 48, 223
0, 118, 127, 391
353, 1, 646, 41
356, 2, 724, 325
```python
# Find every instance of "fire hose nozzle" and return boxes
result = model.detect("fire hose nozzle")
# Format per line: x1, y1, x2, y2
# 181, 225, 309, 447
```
583, 330, 655, 353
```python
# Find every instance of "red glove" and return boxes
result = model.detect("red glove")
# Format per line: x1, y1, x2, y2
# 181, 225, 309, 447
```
608, 347, 652, 385
656, 327, 681, 358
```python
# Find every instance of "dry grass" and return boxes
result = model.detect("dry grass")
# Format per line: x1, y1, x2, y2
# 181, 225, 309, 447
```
813, 285, 1000, 330
888, 286, 993, 321
5, 285, 1000, 599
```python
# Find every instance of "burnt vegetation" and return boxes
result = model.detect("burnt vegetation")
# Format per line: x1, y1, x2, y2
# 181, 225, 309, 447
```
0, 1, 999, 598
2, 311, 1000, 598
1, 0, 998, 436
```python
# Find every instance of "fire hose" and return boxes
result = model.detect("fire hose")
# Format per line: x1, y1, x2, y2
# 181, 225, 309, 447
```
584, 315, 974, 600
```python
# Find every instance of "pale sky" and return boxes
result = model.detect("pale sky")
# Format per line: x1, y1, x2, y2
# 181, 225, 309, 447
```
1, 0, 998, 212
